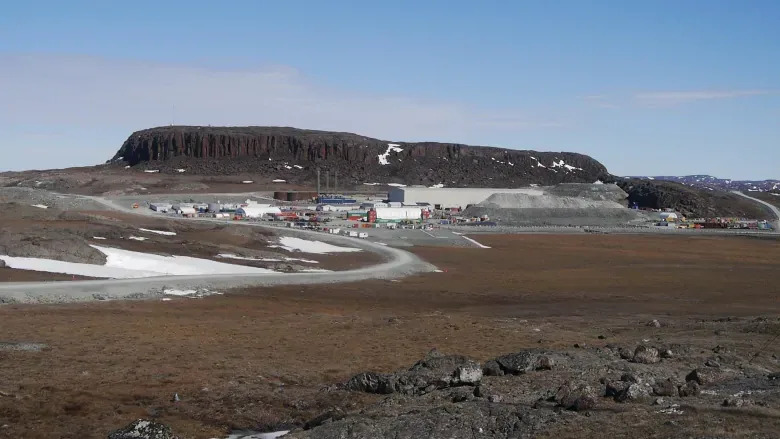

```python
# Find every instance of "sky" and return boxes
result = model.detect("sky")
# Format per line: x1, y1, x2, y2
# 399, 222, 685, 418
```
1, 1, 778, 179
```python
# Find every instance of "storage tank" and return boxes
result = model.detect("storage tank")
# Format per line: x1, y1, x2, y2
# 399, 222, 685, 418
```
208, 203, 220, 213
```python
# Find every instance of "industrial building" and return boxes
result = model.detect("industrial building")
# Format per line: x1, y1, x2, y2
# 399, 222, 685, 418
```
387, 187, 544, 209
235, 206, 282, 218
150, 203, 172, 212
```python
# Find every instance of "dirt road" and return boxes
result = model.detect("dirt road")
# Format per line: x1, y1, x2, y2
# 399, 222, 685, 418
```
733, 190, 780, 230
0, 194, 437, 303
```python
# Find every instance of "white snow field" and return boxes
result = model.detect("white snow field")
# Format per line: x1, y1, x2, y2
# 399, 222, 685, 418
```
138, 228, 177, 236
0, 245, 276, 279
217, 253, 319, 264
272, 237, 361, 254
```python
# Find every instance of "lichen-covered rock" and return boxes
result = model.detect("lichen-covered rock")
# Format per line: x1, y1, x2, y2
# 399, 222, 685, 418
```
678, 380, 700, 397
615, 383, 652, 402
345, 350, 482, 396
554, 381, 597, 411
482, 359, 503, 376
686, 368, 719, 385
491, 350, 557, 375
108, 420, 177, 439
652, 378, 679, 397
632, 345, 660, 364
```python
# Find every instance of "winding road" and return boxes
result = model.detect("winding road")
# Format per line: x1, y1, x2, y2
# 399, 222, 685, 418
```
732, 191, 780, 231
0, 194, 438, 304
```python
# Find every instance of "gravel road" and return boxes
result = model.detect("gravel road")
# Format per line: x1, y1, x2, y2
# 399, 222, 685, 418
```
732, 190, 780, 230
0, 193, 438, 304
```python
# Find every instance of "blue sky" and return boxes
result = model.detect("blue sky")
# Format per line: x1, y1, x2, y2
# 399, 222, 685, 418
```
1, 1, 778, 179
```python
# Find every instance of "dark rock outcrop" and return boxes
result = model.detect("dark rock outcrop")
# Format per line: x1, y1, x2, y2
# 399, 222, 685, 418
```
111, 126, 609, 187
486, 350, 557, 375
345, 349, 482, 396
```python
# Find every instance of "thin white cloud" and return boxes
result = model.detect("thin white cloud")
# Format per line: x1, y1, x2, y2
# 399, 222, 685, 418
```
0, 54, 563, 170
635, 89, 774, 107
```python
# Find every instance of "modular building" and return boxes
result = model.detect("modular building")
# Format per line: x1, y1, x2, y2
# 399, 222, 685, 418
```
150, 203, 172, 212
235, 206, 283, 218
374, 207, 428, 221
387, 187, 544, 209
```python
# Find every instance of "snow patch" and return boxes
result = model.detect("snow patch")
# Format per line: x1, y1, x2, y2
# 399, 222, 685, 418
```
293, 165, 303, 169
144, 170, 160, 173
272, 179, 286, 183
0, 246, 278, 279
378, 143, 404, 165
217, 253, 319, 264
429, 183, 445, 188
387, 183, 406, 187
163, 288, 222, 298
128, 236, 148, 241
271, 237, 361, 254
176, 169, 186, 173
31, 204, 48, 209
242, 180, 254, 184
550, 160, 582, 172
139, 228, 177, 236
92, 237, 107, 240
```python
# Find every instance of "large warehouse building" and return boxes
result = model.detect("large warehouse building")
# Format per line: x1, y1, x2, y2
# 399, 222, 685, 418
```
387, 187, 544, 209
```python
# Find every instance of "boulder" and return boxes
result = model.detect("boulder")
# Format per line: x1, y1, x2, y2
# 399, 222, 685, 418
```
652, 379, 679, 397
554, 382, 597, 411
492, 350, 556, 375
615, 383, 652, 403
632, 345, 660, 364
345, 350, 482, 396
345, 372, 393, 394
482, 360, 503, 376
619, 348, 634, 360
678, 380, 700, 397
108, 420, 177, 439
685, 368, 719, 386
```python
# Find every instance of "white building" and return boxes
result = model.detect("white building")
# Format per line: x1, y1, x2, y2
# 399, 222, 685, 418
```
374, 207, 424, 220
150, 203, 172, 212
387, 187, 543, 209
235, 206, 282, 218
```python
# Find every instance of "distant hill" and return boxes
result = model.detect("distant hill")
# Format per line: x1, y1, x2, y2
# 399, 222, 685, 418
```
110, 126, 610, 187
629, 175, 780, 193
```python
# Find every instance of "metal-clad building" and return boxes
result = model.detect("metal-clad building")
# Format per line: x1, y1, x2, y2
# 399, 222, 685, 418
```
387, 187, 541, 208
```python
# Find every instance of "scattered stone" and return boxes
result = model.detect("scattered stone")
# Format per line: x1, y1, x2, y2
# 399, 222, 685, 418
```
171, 393, 180, 403
605, 379, 630, 398
660, 349, 674, 359
652, 379, 679, 397
488, 394, 502, 403
491, 350, 557, 375
345, 372, 392, 394
632, 345, 660, 364
647, 319, 661, 328
678, 380, 700, 397
449, 387, 475, 403
482, 360, 503, 376
108, 419, 177, 439
345, 350, 482, 396
686, 368, 718, 386
597, 335, 606, 340
705, 358, 721, 368
620, 373, 639, 383
615, 383, 651, 403
554, 381, 597, 411
723, 397, 751, 407
619, 348, 634, 360
654, 397, 665, 405
769, 372, 780, 381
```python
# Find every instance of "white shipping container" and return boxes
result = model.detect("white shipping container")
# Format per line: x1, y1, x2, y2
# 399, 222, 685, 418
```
358, 232, 368, 238
374, 207, 423, 220
348, 231, 359, 237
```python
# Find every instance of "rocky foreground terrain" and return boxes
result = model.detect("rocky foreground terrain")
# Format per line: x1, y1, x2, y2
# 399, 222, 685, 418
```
108, 330, 780, 439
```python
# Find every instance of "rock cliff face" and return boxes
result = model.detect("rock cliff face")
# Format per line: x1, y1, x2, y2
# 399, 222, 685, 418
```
111, 126, 610, 187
